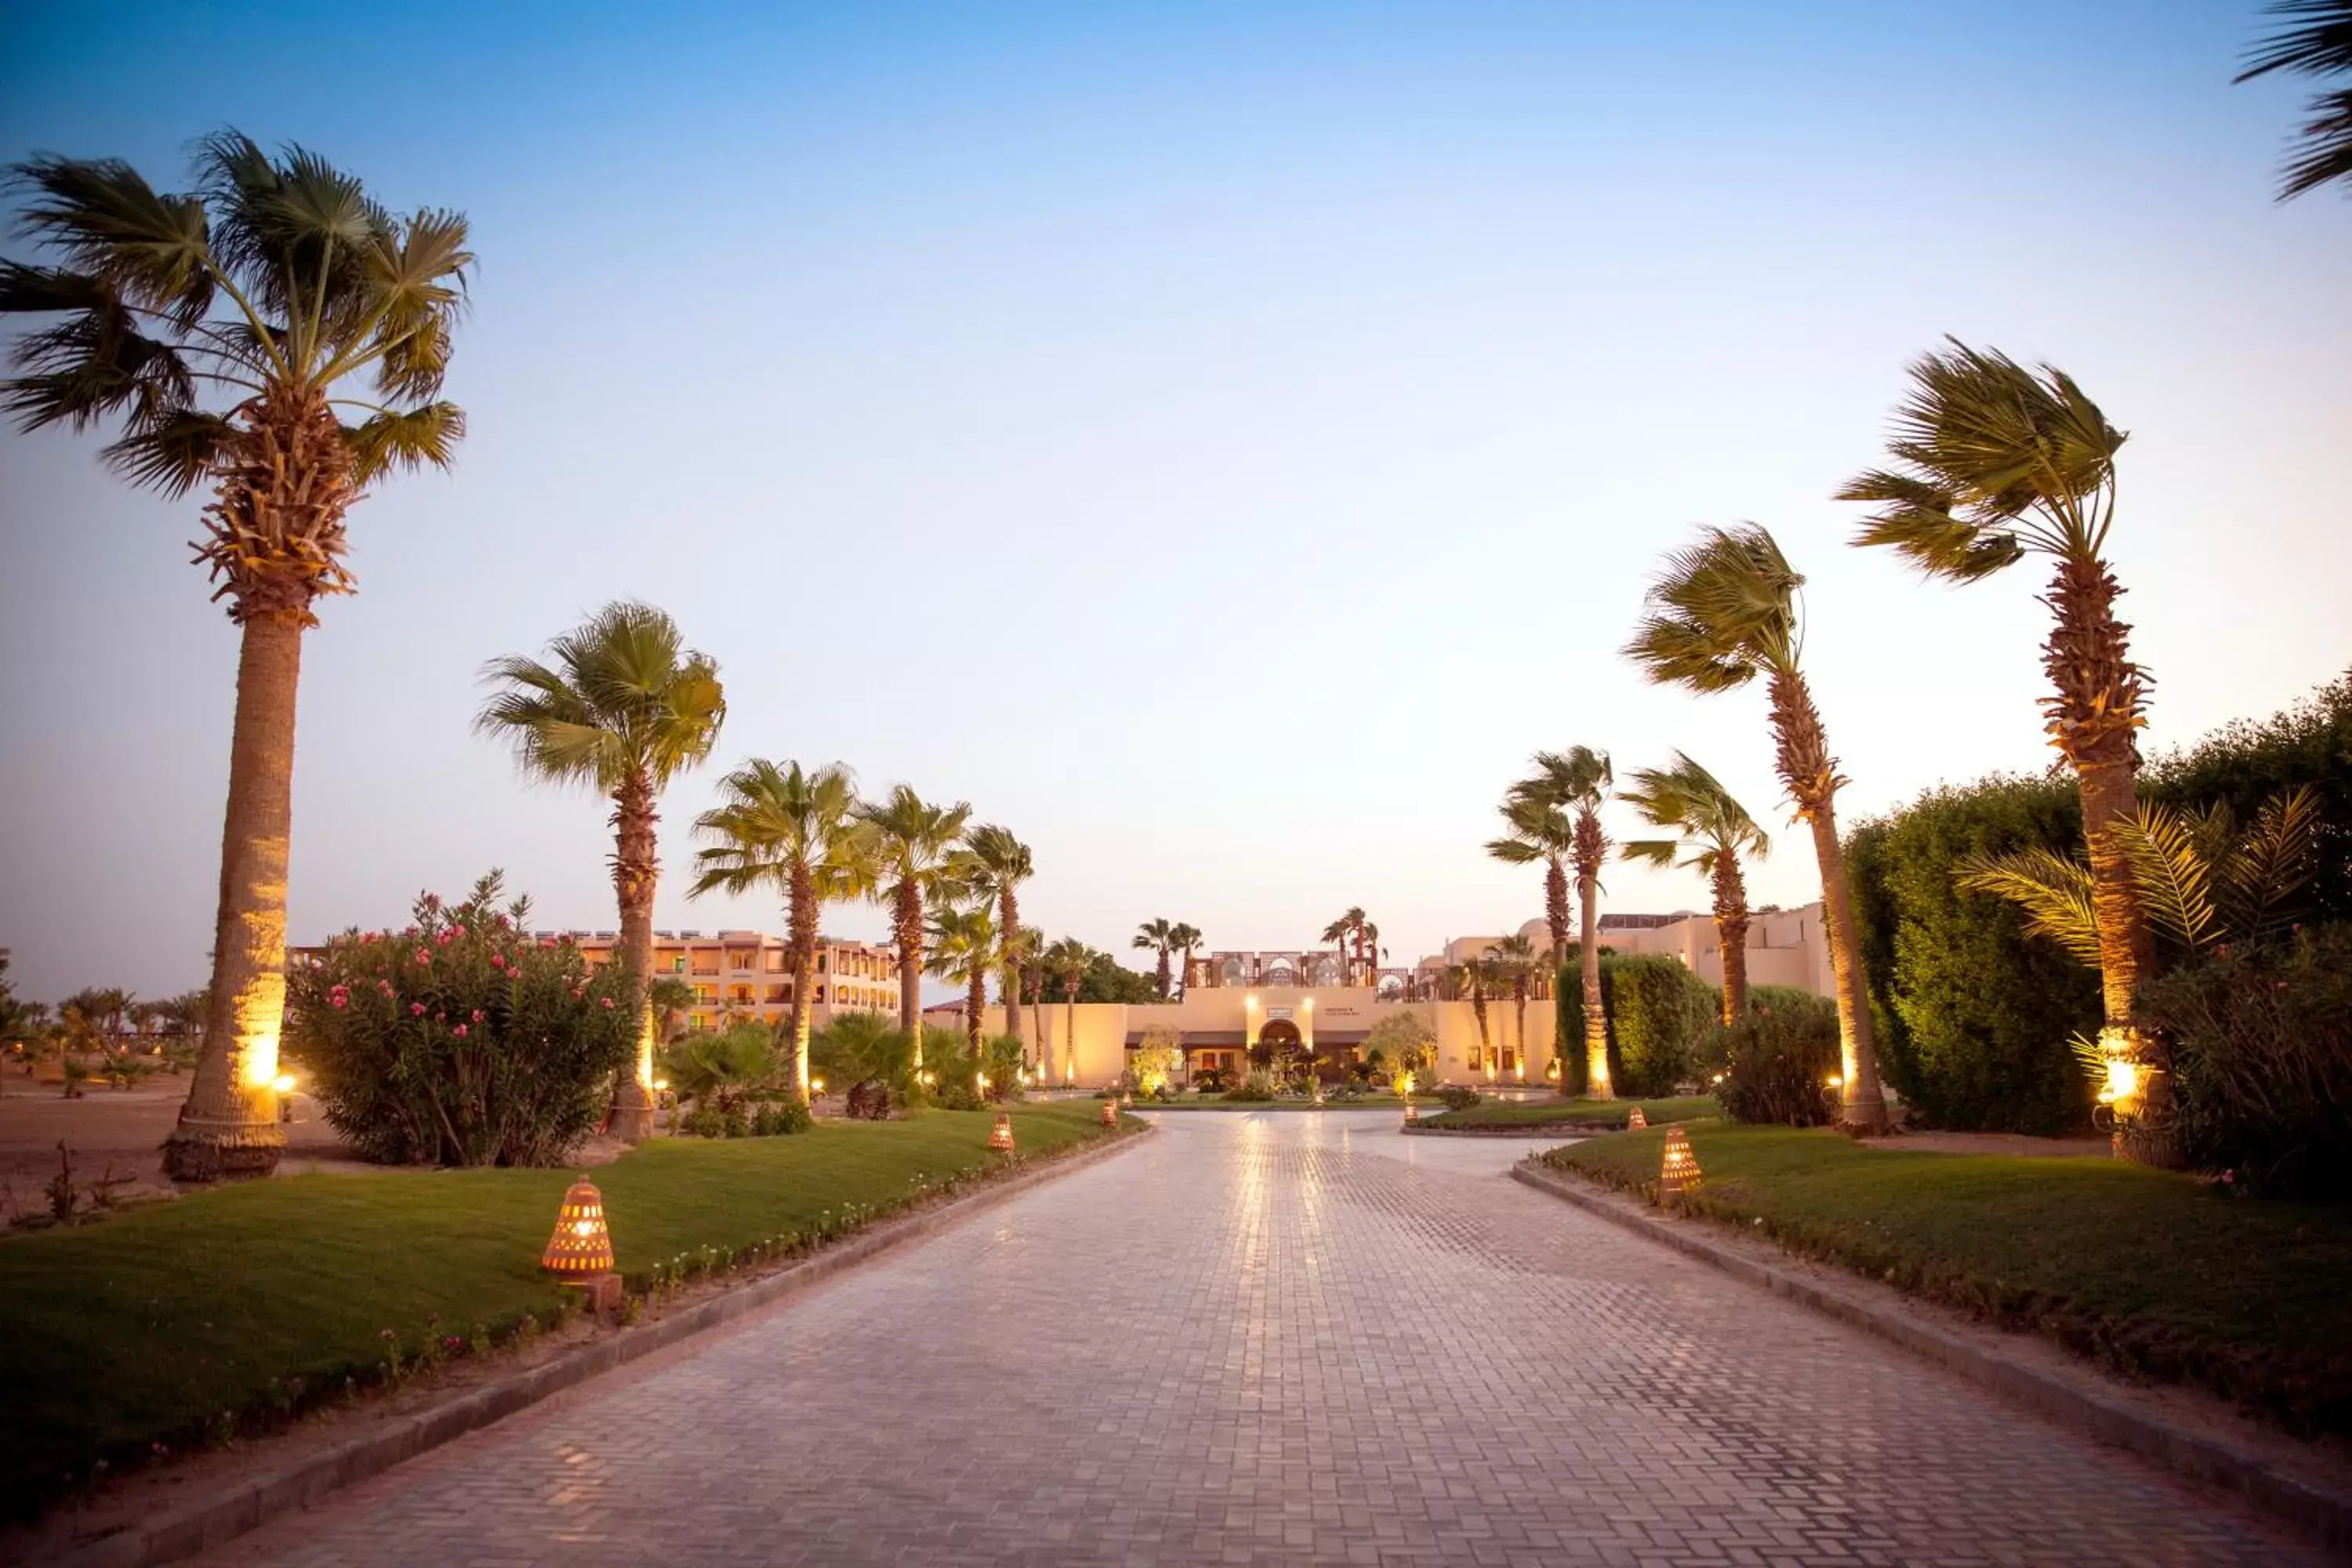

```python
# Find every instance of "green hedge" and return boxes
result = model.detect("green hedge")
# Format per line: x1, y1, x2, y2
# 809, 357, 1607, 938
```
1559, 953, 1720, 1098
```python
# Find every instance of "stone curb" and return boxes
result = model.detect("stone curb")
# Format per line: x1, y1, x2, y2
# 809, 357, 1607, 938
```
52, 1124, 1153, 1568
1401, 1121, 1613, 1138
1509, 1160, 2352, 1552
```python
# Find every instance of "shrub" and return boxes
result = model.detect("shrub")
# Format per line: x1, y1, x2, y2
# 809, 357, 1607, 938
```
1360, 1012, 1437, 1087
1719, 992, 1840, 1127
1436, 1084, 1482, 1112
2138, 927, 2352, 1196
1559, 954, 1720, 1098
1845, 775, 2100, 1134
1129, 1026, 1184, 1097
1221, 1072, 1276, 1103
982, 1033, 1026, 1100
286, 874, 637, 1167
1193, 1065, 1229, 1093
844, 1080, 895, 1120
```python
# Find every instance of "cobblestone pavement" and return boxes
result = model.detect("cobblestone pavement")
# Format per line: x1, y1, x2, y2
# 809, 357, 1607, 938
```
208, 1112, 2321, 1566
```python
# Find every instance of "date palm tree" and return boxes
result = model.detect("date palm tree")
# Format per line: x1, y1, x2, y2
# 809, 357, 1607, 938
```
962, 825, 1033, 1040
1167, 923, 1204, 996
3, 135, 472, 1178
857, 786, 973, 1069
688, 759, 874, 1102
1485, 934, 1537, 1080
1619, 753, 1771, 1025
1044, 935, 1092, 1084
1512, 748, 1615, 1098
1624, 525, 1887, 1133
1133, 918, 1178, 999
1838, 343, 2167, 1158
2236, 0, 2352, 201
927, 899, 1000, 1085
1486, 795, 1577, 995
477, 601, 725, 1140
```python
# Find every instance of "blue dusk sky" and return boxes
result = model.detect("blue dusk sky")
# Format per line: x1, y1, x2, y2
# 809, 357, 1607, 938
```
1, 2, 2346, 1000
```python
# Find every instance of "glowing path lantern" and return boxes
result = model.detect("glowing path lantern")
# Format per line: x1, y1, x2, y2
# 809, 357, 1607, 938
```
542, 1176, 617, 1305
989, 1112, 1016, 1152
1100, 1099, 1118, 1127
1625, 1106, 1648, 1131
1657, 1126, 1702, 1207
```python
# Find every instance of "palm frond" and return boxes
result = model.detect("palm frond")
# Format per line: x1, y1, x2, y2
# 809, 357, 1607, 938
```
100, 408, 234, 496
2238, 1, 2352, 81
2271, 85, 2352, 198
2113, 804, 2220, 953
1619, 837, 1682, 869
6, 154, 213, 324
1955, 847, 2104, 964
2220, 784, 2321, 942
344, 401, 465, 485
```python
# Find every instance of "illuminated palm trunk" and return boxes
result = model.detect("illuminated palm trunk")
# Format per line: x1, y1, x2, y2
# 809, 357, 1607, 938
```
787, 861, 817, 1102
1712, 851, 1751, 1026
1063, 982, 1080, 1083
1575, 807, 1612, 1099
1000, 885, 1022, 1041
894, 880, 924, 1068
165, 610, 302, 1180
608, 768, 659, 1142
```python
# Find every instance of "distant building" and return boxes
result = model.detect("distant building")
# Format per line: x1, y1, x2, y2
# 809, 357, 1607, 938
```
1410, 905, 1834, 1000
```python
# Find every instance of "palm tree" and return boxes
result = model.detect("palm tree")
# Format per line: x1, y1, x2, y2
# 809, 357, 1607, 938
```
1044, 936, 1093, 1084
1456, 959, 1494, 1079
1486, 795, 1577, 982
1000, 926, 1045, 1069
1513, 747, 1615, 1099
1133, 918, 1178, 999
1486, 934, 1537, 1080
963, 825, 1033, 1039
647, 976, 697, 1044
477, 601, 725, 1140
1321, 908, 1367, 984
1167, 923, 1203, 996
1838, 343, 2163, 1157
1618, 753, 1771, 1025
855, 786, 973, 1070
1624, 524, 1888, 1133
927, 900, 1000, 1083
2, 136, 473, 1178
2236, 0, 2352, 201
1360, 920, 1381, 988
688, 759, 873, 1102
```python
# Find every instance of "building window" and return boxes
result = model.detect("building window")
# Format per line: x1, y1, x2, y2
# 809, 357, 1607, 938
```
764, 949, 786, 973
765, 983, 786, 1004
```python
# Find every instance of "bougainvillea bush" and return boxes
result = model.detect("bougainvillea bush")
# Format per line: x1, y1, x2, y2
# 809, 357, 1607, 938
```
287, 873, 638, 1166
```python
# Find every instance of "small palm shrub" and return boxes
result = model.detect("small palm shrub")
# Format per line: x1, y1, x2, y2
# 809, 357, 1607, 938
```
287, 874, 637, 1166
1221, 1071, 1277, 1102
2138, 925, 2352, 1196
1719, 992, 1840, 1127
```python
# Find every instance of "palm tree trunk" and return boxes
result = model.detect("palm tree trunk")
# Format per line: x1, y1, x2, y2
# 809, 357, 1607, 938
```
1064, 985, 1079, 1084
967, 966, 985, 1080
1807, 804, 1889, 1134
1026, 962, 1044, 1069
1544, 859, 1570, 974
895, 880, 923, 1069
165, 610, 303, 1181
1713, 851, 1751, 1026
1471, 985, 1491, 1077
609, 768, 659, 1142
1000, 887, 1022, 1041
1513, 985, 1528, 1081
2078, 756, 2178, 1164
788, 861, 817, 1102
1578, 868, 1610, 1098
1156, 946, 1171, 1000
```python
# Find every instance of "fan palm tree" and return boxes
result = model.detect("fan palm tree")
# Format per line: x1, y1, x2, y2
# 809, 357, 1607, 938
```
1360, 920, 1382, 987
1838, 343, 2164, 1156
1486, 934, 1537, 1080
1624, 524, 1887, 1132
2, 135, 472, 1178
1486, 794, 1577, 986
2236, 0, 2352, 201
927, 900, 1000, 1083
1133, 918, 1178, 999
1320, 908, 1367, 985
647, 976, 698, 1044
688, 759, 874, 1102
477, 601, 726, 1140
962, 824, 1033, 1039
1512, 747, 1615, 1098
1000, 926, 1045, 1069
1619, 753, 1771, 1025
855, 786, 973, 1069
1044, 936, 1092, 1083
1168, 923, 1204, 996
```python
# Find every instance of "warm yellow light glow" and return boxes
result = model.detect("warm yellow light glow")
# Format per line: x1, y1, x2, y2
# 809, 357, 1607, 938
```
977, 1073, 990, 1091
572, 1218, 596, 1238
1301, 997, 1312, 1010
1244, 994, 1258, 1011
240, 1026, 281, 1091
652, 1077, 670, 1091
270, 1073, 297, 1095
1826, 1074, 1843, 1088
811, 1077, 826, 1094
2100, 1057, 2140, 1105
1396, 1071, 1415, 1098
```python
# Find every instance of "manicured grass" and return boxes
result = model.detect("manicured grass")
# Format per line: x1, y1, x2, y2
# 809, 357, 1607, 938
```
0, 1103, 1116, 1516
1135, 1095, 1435, 1111
1419, 1094, 1718, 1130
1542, 1122, 2352, 1435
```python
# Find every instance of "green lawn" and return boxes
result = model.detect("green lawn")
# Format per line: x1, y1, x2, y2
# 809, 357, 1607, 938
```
1134, 1095, 1434, 1112
0, 1102, 1117, 1517
1543, 1122, 2352, 1435
1419, 1094, 1718, 1130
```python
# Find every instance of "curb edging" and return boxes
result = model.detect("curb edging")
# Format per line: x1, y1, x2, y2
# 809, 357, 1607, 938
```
53, 1124, 1152, 1568
1509, 1159, 2352, 1552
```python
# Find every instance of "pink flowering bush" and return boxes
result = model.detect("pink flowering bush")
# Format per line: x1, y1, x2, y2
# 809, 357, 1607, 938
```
287, 873, 638, 1166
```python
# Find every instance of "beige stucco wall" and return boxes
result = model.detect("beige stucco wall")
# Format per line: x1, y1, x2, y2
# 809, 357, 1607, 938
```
986, 985, 1560, 1088
1539, 902, 1834, 998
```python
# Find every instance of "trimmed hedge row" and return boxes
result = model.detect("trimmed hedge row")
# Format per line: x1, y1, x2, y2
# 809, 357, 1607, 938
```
1557, 953, 1721, 1098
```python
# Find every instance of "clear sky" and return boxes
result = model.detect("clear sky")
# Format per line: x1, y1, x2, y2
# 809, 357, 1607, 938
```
2, 2, 2346, 1002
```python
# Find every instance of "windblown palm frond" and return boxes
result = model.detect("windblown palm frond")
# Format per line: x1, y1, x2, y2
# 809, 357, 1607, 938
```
1623, 525, 1806, 685
475, 601, 726, 795
2237, 1, 2352, 200
1485, 794, 1574, 865
1616, 752, 1769, 876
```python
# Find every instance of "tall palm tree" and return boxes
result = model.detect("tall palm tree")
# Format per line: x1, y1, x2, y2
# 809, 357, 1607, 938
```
1618, 753, 1771, 1025
688, 759, 874, 1102
1000, 926, 1045, 1069
927, 899, 1000, 1083
477, 601, 725, 1140
1360, 920, 1381, 987
1133, 918, 1178, 1000
1838, 343, 2166, 1158
1624, 524, 1888, 1133
1512, 748, 1615, 1099
962, 824, 1033, 1039
1486, 934, 1537, 1080
1167, 923, 1203, 995
3, 136, 473, 1179
855, 786, 973, 1071
647, 976, 697, 1044
1321, 908, 1367, 984
1044, 936, 1092, 1084
1456, 959, 1494, 1079
2236, 0, 2352, 201
1486, 795, 1577, 980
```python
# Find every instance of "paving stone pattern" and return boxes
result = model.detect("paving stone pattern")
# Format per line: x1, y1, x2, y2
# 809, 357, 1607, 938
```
210, 1112, 2320, 1566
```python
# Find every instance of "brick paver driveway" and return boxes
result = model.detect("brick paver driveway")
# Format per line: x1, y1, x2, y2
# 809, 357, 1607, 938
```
211, 1112, 2319, 1566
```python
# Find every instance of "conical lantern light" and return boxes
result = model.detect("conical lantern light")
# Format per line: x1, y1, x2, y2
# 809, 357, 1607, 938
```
989, 1111, 1016, 1152
1658, 1125, 1702, 1207
1626, 1106, 1648, 1131
1100, 1099, 1118, 1127
542, 1176, 615, 1278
